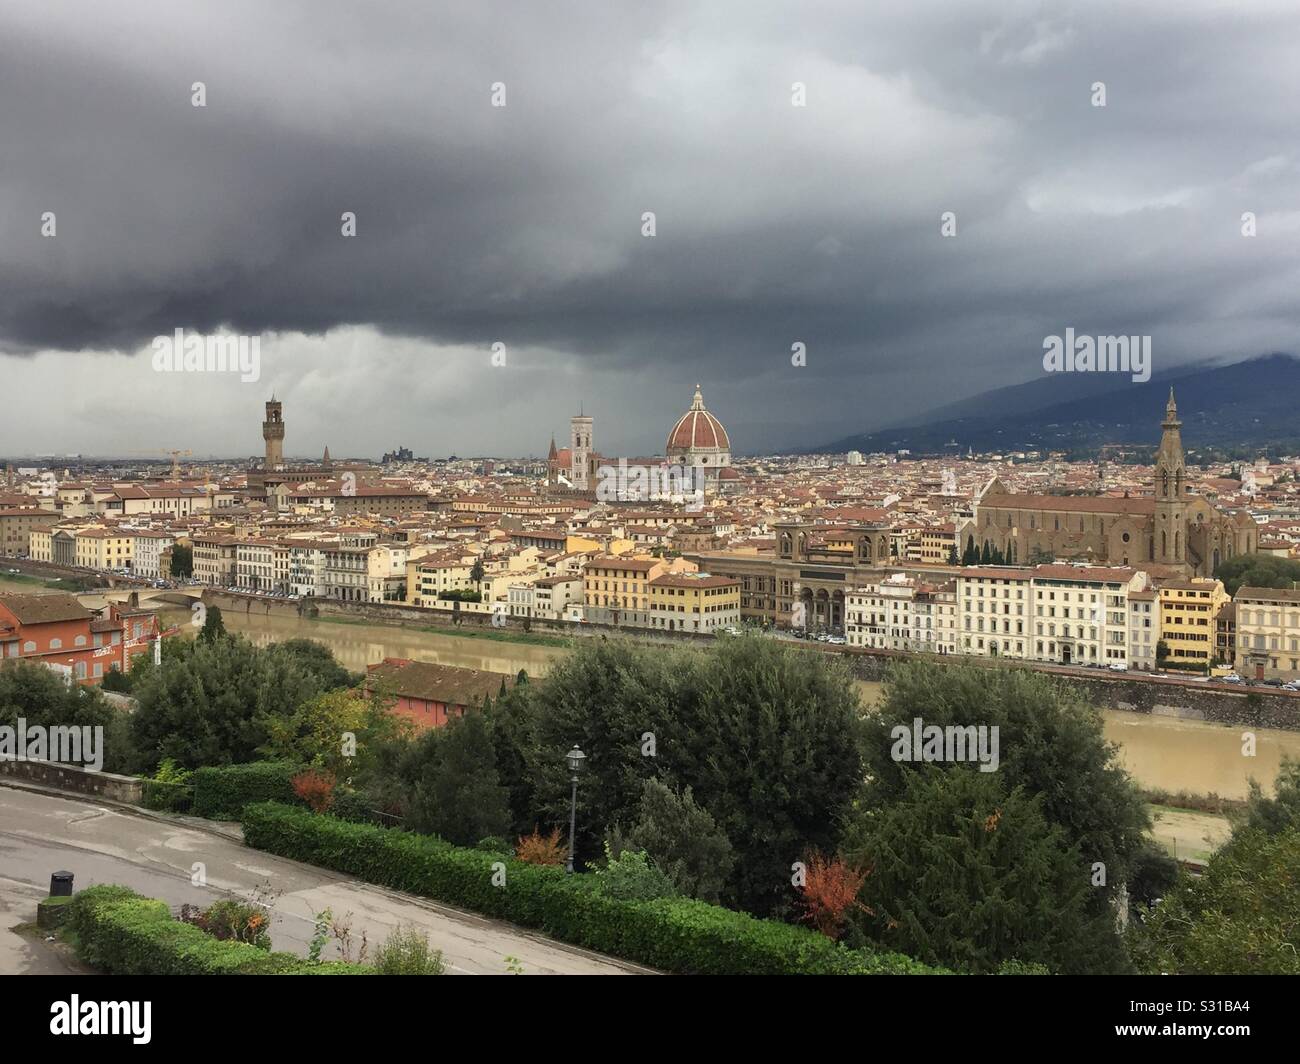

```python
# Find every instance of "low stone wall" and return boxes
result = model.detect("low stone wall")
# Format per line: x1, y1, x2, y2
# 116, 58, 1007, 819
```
0, 759, 143, 803
840, 650, 1300, 730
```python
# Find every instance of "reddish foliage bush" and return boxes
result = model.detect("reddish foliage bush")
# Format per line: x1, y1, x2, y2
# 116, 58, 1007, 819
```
515, 826, 566, 866
799, 850, 872, 940
291, 769, 337, 814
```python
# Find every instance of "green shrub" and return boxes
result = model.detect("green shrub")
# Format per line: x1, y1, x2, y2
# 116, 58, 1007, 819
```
373, 926, 446, 975
67, 885, 369, 975
191, 761, 302, 819
241, 802, 942, 975
141, 779, 193, 813
331, 789, 383, 825
593, 845, 677, 902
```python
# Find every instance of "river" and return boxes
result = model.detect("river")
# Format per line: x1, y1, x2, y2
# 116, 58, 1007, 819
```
5, 575, 1294, 802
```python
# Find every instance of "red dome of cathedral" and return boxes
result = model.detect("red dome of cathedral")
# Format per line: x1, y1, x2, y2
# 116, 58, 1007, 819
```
667, 386, 730, 454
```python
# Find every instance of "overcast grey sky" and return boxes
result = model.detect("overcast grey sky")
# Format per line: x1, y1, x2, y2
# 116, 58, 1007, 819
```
2, 0, 1299, 459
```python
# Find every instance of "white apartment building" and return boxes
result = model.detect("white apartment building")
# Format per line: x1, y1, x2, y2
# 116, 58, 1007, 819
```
1127, 589, 1157, 670
957, 566, 1032, 658
534, 575, 583, 620
367, 544, 417, 603
288, 542, 325, 598
507, 582, 536, 618
846, 574, 956, 654
320, 535, 377, 602
235, 540, 279, 593
1029, 565, 1145, 667
129, 530, 175, 580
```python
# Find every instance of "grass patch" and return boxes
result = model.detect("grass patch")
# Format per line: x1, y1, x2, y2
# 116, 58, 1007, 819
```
1140, 788, 1244, 817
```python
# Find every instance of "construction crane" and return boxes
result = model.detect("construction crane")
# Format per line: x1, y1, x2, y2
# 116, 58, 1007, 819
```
126, 449, 194, 480
164, 449, 193, 480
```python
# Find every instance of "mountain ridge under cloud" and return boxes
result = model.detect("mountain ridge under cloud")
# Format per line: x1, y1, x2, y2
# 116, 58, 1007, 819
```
815, 353, 1300, 457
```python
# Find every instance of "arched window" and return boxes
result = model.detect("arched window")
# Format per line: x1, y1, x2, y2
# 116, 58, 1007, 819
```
50, 638, 62, 650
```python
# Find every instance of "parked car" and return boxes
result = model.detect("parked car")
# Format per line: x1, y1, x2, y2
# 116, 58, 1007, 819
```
827, 635, 847, 645
1107, 662, 1128, 671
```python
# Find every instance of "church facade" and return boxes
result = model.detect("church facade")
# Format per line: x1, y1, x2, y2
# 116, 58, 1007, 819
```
964, 391, 1256, 577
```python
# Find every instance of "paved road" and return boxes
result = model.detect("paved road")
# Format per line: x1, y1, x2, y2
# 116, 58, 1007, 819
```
0, 786, 643, 975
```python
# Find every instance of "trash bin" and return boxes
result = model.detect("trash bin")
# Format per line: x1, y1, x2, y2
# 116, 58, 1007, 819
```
49, 871, 74, 897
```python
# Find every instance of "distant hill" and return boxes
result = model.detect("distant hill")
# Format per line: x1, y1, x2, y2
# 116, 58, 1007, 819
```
818, 353, 1300, 458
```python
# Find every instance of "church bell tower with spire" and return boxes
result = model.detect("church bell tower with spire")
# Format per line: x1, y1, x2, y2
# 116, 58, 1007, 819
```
1153, 388, 1188, 570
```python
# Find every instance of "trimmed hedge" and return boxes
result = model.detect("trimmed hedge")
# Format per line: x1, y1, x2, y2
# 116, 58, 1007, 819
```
241, 802, 943, 975
191, 761, 302, 819
67, 885, 369, 975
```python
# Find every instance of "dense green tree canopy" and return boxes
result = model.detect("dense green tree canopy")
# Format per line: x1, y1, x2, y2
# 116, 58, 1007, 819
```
842, 768, 1128, 974
1213, 552, 1300, 596
128, 635, 344, 771
490, 635, 866, 916
1131, 828, 1300, 974
0, 661, 132, 773
615, 779, 735, 904
865, 662, 1150, 899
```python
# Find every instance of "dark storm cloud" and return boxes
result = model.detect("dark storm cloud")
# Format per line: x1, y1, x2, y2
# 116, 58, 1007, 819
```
3, 0, 1300, 454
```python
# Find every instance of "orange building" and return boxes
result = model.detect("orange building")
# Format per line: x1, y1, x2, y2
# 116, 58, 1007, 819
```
0, 593, 164, 684
364, 657, 514, 731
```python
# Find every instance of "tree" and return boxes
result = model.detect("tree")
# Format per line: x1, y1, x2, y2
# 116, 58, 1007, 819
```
980, 542, 992, 564
1155, 639, 1170, 666
198, 605, 226, 643
1213, 553, 1300, 596
1131, 828, 1300, 974
843, 768, 1128, 973
169, 544, 193, 578
270, 639, 355, 691
505, 635, 866, 916
470, 557, 486, 584
617, 779, 735, 904
865, 662, 1150, 907
0, 660, 133, 773
1241, 758, 1300, 836
946, 546, 959, 566
406, 708, 512, 846
128, 635, 334, 771
259, 689, 368, 777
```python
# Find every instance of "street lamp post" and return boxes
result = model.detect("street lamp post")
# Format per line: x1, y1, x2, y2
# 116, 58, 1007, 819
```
565, 746, 586, 874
